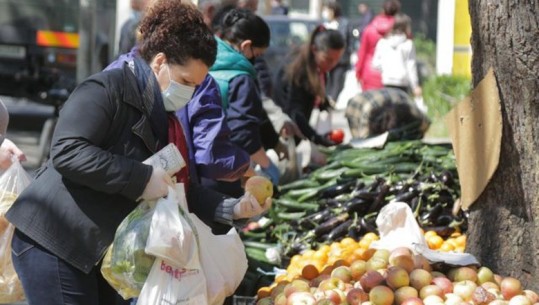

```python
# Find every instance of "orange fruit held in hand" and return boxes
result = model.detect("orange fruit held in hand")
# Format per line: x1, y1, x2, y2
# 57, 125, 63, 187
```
244, 175, 273, 205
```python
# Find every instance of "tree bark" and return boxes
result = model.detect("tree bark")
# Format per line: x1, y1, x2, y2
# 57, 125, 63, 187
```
466, 0, 539, 289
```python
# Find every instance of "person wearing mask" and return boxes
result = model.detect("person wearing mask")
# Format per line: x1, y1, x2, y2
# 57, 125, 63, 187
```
5, 2, 270, 304
372, 13, 422, 98
272, 26, 345, 148
0, 100, 26, 169
323, 0, 354, 102
208, 8, 280, 196
355, 0, 401, 91
109, 6, 252, 187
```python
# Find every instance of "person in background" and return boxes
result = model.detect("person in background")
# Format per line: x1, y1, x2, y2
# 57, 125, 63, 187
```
118, 0, 151, 55
345, 88, 430, 139
209, 8, 281, 196
350, 2, 374, 51
0, 100, 26, 170
372, 13, 422, 98
323, 0, 354, 101
238, 0, 258, 12
271, 0, 289, 15
272, 26, 345, 148
6, 2, 270, 304
110, 4, 252, 187
355, 0, 401, 91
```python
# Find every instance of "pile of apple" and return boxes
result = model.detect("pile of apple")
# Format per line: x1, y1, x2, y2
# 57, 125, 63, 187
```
256, 247, 537, 305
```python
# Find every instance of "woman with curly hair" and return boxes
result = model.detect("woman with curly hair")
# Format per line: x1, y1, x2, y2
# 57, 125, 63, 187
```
5, 1, 271, 304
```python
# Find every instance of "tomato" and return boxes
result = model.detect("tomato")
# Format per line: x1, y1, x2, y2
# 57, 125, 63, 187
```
329, 129, 344, 144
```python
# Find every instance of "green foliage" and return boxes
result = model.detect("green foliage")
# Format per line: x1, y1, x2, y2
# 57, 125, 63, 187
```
422, 75, 472, 138
414, 33, 436, 69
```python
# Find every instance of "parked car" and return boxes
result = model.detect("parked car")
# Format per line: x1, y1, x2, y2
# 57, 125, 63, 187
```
262, 15, 321, 78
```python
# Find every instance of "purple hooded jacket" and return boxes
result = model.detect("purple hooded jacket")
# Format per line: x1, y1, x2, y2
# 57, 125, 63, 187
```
105, 48, 250, 183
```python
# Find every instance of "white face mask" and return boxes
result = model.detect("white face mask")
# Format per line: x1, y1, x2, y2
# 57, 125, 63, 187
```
161, 65, 195, 111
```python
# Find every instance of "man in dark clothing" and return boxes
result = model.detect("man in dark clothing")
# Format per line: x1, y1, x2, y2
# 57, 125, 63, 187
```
118, 0, 150, 55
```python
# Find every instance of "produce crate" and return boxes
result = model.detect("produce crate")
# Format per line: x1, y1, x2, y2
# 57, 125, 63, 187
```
232, 295, 256, 305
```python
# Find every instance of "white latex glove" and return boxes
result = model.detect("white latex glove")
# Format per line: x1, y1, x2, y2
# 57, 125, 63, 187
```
0, 139, 26, 170
140, 167, 173, 201
233, 192, 272, 220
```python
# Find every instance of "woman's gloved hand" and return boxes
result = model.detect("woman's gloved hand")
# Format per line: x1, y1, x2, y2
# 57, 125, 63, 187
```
258, 161, 280, 185
232, 191, 272, 220
140, 167, 173, 201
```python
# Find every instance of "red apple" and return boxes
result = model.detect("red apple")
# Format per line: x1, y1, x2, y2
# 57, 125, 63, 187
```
409, 269, 433, 291
311, 274, 332, 288
452, 267, 478, 283
419, 285, 444, 300
287, 292, 317, 305
386, 266, 410, 290
394, 286, 419, 305
346, 288, 368, 305
367, 257, 389, 271
422, 295, 444, 305
350, 260, 368, 281
431, 277, 453, 294
501, 277, 523, 300
472, 286, 497, 305
413, 255, 432, 272
369, 286, 395, 305
477, 267, 495, 284
453, 281, 478, 301
285, 279, 311, 297
509, 295, 532, 305
523, 290, 539, 304
329, 129, 345, 144
332, 266, 353, 283
319, 277, 346, 292
359, 271, 385, 293
401, 297, 424, 305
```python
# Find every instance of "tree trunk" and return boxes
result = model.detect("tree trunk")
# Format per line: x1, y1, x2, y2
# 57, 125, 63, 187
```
466, 0, 539, 289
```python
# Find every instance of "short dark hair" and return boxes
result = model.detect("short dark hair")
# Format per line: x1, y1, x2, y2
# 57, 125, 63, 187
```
138, 0, 217, 67
383, 0, 401, 16
325, 0, 342, 18
220, 8, 270, 48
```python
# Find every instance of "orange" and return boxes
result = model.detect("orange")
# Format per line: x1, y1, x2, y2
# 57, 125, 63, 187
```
340, 237, 357, 247
424, 230, 438, 239
301, 264, 320, 280
439, 242, 455, 252
363, 232, 379, 241
257, 287, 271, 299
455, 235, 467, 247
427, 235, 444, 250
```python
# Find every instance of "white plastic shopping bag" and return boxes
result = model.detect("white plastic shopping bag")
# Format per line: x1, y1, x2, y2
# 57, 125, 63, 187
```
192, 215, 248, 305
370, 201, 479, 266
136, 258, 208, 305
0, 159, 32, 303
138, 184, 208, 305
144, 185, 195, 267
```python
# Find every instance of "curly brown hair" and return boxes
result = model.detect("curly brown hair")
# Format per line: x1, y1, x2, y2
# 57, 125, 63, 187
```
138, 0, 217, 67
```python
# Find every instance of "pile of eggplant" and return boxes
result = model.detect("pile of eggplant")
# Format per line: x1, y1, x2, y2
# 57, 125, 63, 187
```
241, 140, 466, 262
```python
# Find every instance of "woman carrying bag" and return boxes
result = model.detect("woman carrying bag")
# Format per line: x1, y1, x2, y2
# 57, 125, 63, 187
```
5, 2, 270, 304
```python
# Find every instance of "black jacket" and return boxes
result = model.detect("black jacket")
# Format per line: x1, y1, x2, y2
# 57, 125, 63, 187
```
272, 65, 330, 142
6, 64, 231, 273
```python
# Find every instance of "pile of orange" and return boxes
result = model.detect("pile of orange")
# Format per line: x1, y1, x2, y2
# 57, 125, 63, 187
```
424, 230, 466, 252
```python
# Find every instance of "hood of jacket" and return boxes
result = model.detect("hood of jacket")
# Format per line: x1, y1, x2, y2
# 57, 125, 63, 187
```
371, 15, 395, 37
386, 33, 407, 48
210, 36, 256, 78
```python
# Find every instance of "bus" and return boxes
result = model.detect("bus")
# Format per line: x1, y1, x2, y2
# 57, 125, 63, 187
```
0, 0, 117, 103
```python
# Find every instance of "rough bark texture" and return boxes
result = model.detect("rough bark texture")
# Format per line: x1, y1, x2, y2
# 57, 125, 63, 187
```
467, 0, 539, 289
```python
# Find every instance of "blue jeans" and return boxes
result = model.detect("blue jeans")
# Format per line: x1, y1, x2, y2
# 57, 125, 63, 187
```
11, 229, 131, 305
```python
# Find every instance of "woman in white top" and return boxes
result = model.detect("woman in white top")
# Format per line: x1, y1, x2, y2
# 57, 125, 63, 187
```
372, 13, 422, 98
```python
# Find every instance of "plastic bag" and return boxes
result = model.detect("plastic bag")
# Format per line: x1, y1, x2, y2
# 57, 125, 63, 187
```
136, 257, 207, 305
0, 159, 32, 303
194, 215, 248, 305
370, 201, 479, 266
101, 200, 157, 299
137, 186, 207, 305
145, 185, 196, 268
